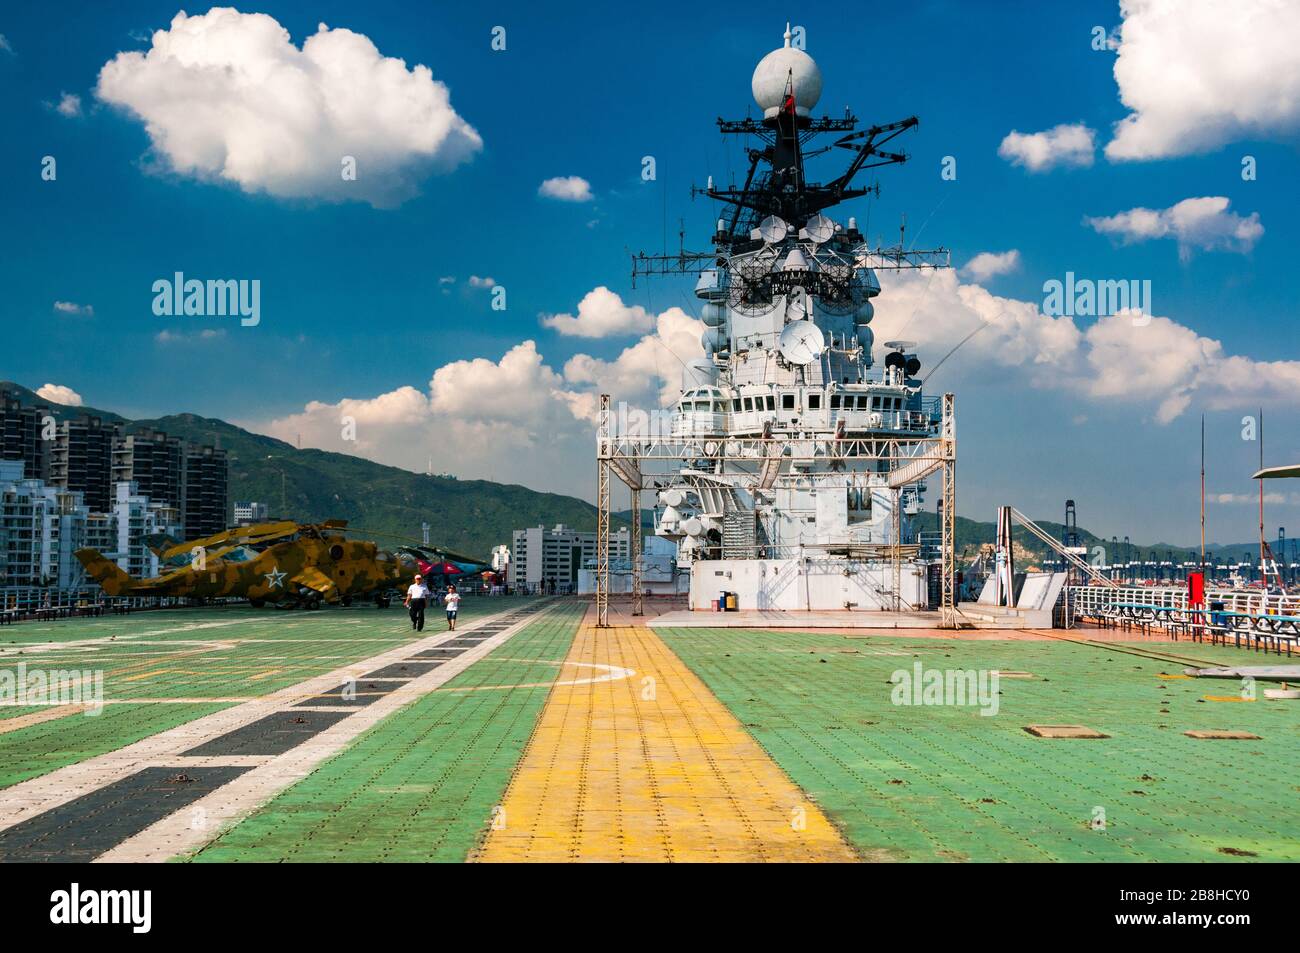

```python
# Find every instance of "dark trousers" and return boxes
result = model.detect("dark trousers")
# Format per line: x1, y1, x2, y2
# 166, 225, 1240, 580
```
408, 599, 426, 631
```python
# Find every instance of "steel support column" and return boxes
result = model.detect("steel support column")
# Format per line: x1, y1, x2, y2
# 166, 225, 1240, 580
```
596, 395, 611, 628
631, 487, 643, 616
940, 393, 958, 628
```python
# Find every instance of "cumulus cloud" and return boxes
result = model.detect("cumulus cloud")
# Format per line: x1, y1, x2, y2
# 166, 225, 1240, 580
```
95, 7, 481, 206
0, 34, 12, 55
53, 300, 94, 316
35, 384, 83, 406
253, 273, 1298, 496
960, 250, 1021, 282
561, 307, 704, 409
1210, 492, 1296, 506
1106, 0, 1300, 160
540, 286, 657, 338
997, 123, 1095, 172
252, 291, 701, 496
1085, 196, 1263, 260
54, 92, 82, 117
155, 328, 227, 344
538, 175, 593, 202
466, 275, 496, 289
870, 268, 1300, 425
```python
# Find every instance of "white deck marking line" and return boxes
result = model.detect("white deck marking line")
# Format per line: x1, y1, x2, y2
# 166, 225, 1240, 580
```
2, 697, 257, 707
95, 606, 558, 862
0, 638, 241, 656
0, 604, 554, 842
434, 659, 634, 692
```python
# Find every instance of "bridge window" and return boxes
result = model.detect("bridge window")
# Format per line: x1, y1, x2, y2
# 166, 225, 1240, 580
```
781, 394, 795, 410
807, 393, 821, 410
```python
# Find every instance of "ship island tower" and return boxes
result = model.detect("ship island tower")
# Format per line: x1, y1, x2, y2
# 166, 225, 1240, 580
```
595, 26, 956, 624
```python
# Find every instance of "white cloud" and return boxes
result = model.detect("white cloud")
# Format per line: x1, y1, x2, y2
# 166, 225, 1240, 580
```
251, 294, 701, 497
95, 8, 481, 207
562, 306, 704, 410
997, 123, 1095, 172
870, 268, 1300, 425
53, 300, 94, 316
35, 384, 83, 406
540, 286, 656, 338
252, 273, 1299, 497
1106, 0, 1300, 160
538, 175, 593, 202
1085, 196, 1263, 260
55, 92, 82, 117
0, 34, 12, 55
1210, 492, 1296, 506
960, 250, 1020, 282
466, 275, 495, 288
155, 328, 227, 344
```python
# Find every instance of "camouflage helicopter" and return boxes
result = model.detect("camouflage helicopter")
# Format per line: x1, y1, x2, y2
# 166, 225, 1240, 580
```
75, 520, 420, 609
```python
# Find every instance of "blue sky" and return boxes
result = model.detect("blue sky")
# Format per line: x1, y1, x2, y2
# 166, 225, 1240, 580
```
1, 0, 1297, 546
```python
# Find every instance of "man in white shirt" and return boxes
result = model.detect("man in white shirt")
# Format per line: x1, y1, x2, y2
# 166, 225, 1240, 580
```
443, 584, 462, 631
404, 574, 430, 632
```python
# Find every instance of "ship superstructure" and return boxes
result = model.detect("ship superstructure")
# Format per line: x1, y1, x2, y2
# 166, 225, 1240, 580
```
596, 27, 956, 620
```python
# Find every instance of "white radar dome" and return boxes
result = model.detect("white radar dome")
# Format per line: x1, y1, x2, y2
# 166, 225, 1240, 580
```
752, 24, 823, 120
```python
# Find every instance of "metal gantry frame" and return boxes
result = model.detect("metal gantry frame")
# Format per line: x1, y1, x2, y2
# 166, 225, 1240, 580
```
939, 392, 957, 627
595, 393, 958, 627
595, 395, 612, 627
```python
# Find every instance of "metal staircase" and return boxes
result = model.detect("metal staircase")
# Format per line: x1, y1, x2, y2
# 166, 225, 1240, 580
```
722, 509, 757, 559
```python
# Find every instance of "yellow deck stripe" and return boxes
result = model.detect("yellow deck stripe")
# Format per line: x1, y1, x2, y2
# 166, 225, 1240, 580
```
0, 705, 90, 733
476, 623, 857, 862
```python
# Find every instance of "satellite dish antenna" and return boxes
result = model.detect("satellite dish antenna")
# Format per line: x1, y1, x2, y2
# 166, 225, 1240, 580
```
785, 285, 810, 321
884, 340, 917, 351
778, 321, 825, 366
803, 214, 835, 244
758, 215, 789, 244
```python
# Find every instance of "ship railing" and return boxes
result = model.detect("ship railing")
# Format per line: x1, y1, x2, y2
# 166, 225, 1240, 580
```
1067, 584, 1300, 653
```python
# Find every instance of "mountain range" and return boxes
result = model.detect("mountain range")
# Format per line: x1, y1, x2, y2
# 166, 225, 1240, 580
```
3, 381, 617, 559
5, 381, 1275, 563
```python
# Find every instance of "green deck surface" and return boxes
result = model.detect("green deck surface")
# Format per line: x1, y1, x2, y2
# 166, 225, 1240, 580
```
658, 629, 1300, 862
188, 600, 583, 862
0, 597, 536, 788
0, 703, 232, 790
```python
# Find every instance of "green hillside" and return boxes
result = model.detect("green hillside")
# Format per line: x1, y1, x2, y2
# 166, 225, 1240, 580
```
3, 382, 619, 559
5, 380, 1266, 564
143, 413, 622, 559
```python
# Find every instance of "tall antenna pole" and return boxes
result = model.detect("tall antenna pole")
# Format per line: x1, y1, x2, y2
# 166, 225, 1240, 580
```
1200, 414, 1205, 572
1259, 406, 1265, 578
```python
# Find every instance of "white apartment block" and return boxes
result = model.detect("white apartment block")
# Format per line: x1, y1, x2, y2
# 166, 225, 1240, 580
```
507, 523, 631, 588
0, 460, 181, 589
233, 501, 269, 524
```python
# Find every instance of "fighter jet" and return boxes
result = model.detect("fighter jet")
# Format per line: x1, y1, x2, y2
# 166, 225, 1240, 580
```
75, 520, 420, 608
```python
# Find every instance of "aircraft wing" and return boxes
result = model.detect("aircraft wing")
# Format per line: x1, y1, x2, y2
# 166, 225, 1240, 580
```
289, 566, 337, 596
